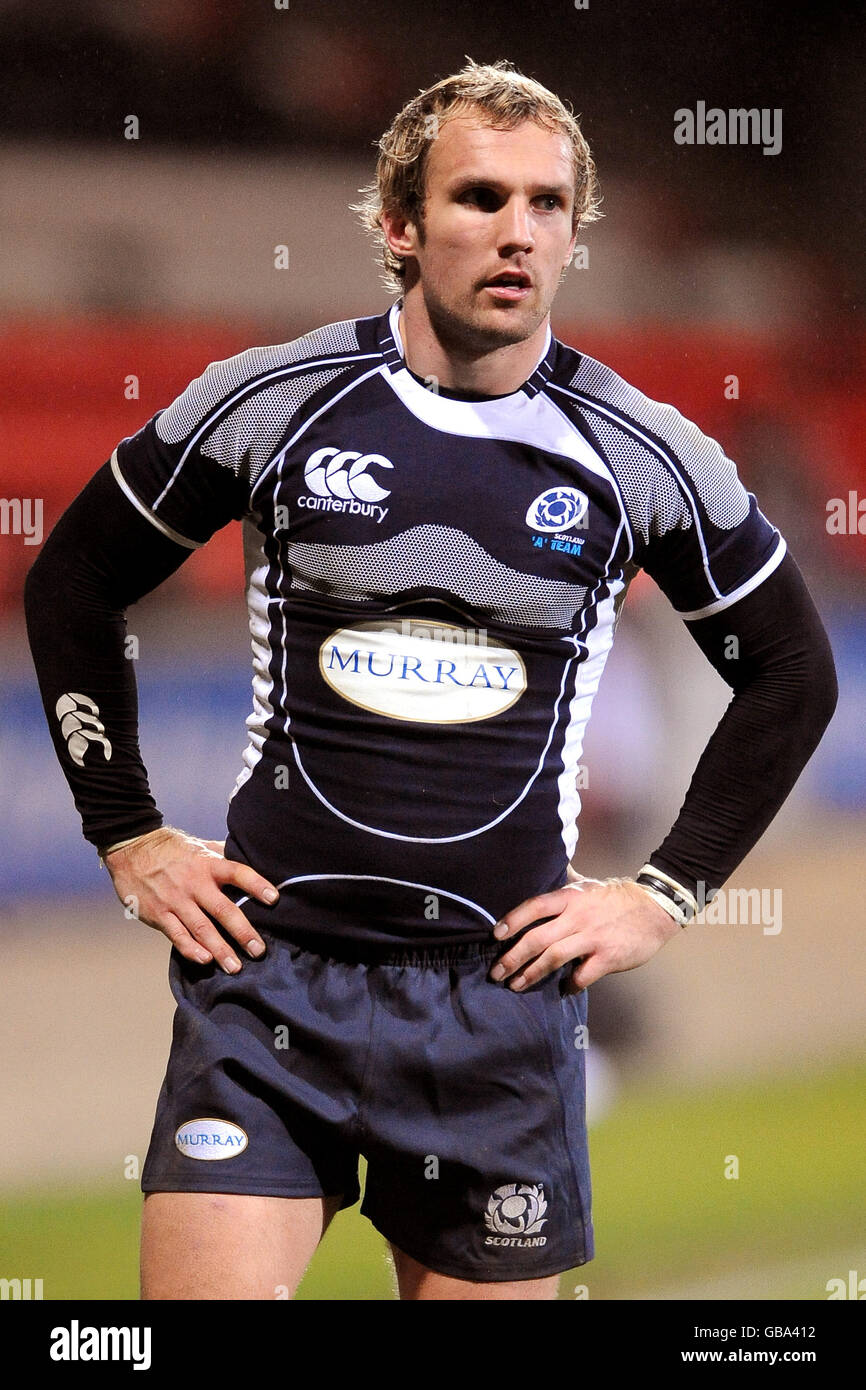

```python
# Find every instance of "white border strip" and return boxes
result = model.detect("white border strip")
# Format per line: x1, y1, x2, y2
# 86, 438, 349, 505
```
110, 450, 202, 550
677, 535, 787, 621
234, 872, 497, 925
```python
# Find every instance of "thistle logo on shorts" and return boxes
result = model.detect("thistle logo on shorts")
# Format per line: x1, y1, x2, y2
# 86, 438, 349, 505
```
483, 1183, 549, 1248
319, 618, 526, 724
174, 1118, 248, 1160
299, 446, 393, 523
525, 487, 588, 534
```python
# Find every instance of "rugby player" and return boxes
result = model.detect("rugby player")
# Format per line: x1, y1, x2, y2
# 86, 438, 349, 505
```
26, 60, 837, 1300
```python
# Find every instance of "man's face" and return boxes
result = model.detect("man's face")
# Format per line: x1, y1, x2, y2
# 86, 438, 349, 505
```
396, 114, 578, 351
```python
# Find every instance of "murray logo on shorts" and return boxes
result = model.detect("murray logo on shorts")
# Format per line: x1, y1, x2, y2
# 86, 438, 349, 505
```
174, 1118, 248, 1160
483, 1182, 548, 1248
300, 446, 393, 523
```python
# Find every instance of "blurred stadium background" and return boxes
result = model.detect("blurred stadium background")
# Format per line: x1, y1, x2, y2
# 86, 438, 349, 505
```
1, 0, 864, 1301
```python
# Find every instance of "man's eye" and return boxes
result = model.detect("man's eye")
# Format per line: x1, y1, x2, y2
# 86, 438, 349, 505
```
460, 188, 499, 211
536, 195, 561, 211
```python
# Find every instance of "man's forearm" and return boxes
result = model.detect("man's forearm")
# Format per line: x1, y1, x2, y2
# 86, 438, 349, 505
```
25, 462, 190, 849
645, 553, 838, 901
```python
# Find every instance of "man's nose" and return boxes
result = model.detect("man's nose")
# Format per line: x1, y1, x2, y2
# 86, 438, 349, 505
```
497, 197, 535, 251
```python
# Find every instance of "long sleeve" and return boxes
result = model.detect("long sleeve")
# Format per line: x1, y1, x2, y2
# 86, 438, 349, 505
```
25, 461, 194, 848
646, 552, 838, 900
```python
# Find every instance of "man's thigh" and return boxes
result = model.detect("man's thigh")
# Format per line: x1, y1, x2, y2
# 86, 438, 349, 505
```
360, 948, 593, 1287
140, 1190, 344, 1300
390, 1244, 560, 1301
139, 937, 366, 1301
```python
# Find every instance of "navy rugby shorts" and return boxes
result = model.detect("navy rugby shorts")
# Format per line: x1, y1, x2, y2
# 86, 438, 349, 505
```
141, 930, 594, 1283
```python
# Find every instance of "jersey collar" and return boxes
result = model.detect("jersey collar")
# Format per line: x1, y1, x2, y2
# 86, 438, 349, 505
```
377, 299, 556, 399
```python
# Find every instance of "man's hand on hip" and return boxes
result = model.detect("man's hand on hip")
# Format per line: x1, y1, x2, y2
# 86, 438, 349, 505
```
489, 872, 679, 993
104, 827, 279, 973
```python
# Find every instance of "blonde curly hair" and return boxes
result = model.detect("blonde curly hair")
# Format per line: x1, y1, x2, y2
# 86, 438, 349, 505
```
353, 58, 602, 294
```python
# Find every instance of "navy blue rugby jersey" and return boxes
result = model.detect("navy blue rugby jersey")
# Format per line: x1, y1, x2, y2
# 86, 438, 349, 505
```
110, 301, 786, 947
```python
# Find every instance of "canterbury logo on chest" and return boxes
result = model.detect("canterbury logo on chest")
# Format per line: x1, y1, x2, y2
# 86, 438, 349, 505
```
296, 446, 394, 524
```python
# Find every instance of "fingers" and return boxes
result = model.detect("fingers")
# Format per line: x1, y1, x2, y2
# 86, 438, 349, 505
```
148, 897, 262, 974
491, 929, 588, 991
157, 911, 214, 968
493, 887, 579, 939
216, 857, 280, 907
490, 879, 612, 990
197, 887, 267, 963
181, 906, 246, 975
492, 913, 576, 974
490, 881, 603, 985
489, 877, 678, 992
183, 843, 279, 964
108, 830, 280, 973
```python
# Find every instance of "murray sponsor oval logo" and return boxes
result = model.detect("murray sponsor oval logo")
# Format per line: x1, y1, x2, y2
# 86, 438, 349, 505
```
319, 618, 526, 724
174, 1118, 248, 1160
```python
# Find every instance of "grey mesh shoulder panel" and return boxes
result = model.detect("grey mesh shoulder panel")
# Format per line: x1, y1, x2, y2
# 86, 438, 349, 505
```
565, 353, 751, 544
202, 369, 355, 483
582, 412, 692, 545
153, 318, 364, 462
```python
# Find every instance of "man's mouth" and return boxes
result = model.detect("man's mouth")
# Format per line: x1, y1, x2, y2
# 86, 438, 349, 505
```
483, 271, 532, 300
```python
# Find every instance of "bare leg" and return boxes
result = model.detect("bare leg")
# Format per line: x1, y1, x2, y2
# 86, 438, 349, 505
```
141, 1191, 343, 1300
390, 1244, 559, 1301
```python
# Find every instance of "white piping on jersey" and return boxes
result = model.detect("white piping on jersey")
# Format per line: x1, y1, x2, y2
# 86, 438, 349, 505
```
230, 511, 278, 799
287, 642, 580, 843
548, 382, 725, 601
556, 585, 622, 860
677, 534, 787, 620
110, 449, 202, 549
275, 449, 293, 750
233, 872, 497, 925
249, 364, 385, 504
540, 390, 636, 563
150, 353, 383, 514
543, 491, 627, 861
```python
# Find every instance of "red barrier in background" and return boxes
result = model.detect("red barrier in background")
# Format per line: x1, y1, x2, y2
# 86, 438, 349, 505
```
2, 315, 864, 609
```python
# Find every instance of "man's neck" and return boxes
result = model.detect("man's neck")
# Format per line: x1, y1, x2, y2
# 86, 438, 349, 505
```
396, 299, 549, 398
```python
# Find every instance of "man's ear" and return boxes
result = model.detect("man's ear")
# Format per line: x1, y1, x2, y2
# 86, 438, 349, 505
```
381, 207, 419, 263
